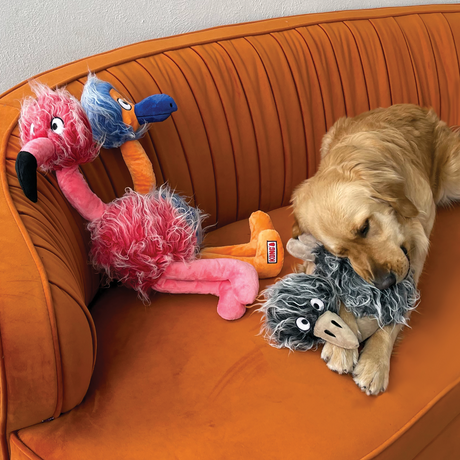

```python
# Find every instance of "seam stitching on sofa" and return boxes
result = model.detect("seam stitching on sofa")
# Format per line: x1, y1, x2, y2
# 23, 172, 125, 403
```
0, 323, 7, 459
269, 31, 309, 203
16, 181, 99, 384
292, 27, 327, 176
0, 111, 63, 436
12, 432, 44, 460
189, 45, 240, 224
412, 412, 460, 459
441, 13, 460, 77
244, 36, 287, 209
418, 14, 442, 116
47, 282, 94, 335
367, 19, 394, 105
392, 17, 421, 105
162, 50, 219, 221
317, 23, 349, 117
3, 139, 64, 423
216, 41, 263, 212
343, 21, 372, 111
360, 374, 460, 459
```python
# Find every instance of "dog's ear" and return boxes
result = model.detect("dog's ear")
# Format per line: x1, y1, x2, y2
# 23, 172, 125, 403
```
292, 216, 302, 238
291, 180, 313, 237
367, 171, 419, 219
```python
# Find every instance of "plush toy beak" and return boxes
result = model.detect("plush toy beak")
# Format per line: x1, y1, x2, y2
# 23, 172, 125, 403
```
15, 137, 55, 202
313, 310, 359, 349
134, 94, 177, 124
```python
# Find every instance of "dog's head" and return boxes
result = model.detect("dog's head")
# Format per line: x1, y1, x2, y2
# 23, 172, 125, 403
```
292, 136, 422, 289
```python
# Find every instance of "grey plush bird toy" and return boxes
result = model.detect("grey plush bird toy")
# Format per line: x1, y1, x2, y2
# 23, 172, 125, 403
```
260, 273, 360, 351
260, 235, 420, 351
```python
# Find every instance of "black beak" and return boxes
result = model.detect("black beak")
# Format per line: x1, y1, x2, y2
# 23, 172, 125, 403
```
15, 151, 38, 202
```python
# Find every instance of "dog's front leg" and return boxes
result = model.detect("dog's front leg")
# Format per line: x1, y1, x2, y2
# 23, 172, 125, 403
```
352, 323, 402, 395
321, 304, 359, 374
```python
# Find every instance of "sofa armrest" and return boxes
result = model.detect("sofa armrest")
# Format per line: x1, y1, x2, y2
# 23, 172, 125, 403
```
0, 102, 98, 454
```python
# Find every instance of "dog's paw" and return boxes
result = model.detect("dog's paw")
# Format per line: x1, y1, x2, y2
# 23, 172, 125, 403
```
353, 350, 390, 396
321, 342, 358, 374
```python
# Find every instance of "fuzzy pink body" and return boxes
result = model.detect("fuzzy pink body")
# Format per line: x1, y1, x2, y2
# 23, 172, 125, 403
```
88, 188, 199, 301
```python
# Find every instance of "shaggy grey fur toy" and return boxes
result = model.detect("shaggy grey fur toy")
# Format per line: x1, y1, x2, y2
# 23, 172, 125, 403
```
260, 274, 340, 351
259, 243, 420, 351
312, 245, 419, 327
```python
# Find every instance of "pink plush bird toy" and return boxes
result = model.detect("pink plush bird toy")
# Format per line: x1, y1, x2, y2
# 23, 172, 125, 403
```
15, 82, 259, 320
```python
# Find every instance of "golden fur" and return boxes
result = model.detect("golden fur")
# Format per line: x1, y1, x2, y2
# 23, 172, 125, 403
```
291, 104, 460, 395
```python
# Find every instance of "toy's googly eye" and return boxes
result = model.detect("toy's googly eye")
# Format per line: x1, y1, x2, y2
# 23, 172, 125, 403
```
50, 117, 64, 135
296, 317, 311, 331
311, 298, 324, 311
117, 98, 132, 110
30, 123, 35, 136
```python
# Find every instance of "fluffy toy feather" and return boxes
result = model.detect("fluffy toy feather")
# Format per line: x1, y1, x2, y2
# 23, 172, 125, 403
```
19, 82, 98, 171
259, 274, 340, 351
80, 75, 149, 148
88, 186, 204, 302
312, 245, 419, 327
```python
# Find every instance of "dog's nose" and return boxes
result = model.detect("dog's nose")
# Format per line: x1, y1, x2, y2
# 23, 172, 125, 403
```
373, 271, 396, 290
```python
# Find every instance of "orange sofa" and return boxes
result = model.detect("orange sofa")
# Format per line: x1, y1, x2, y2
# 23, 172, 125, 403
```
1, 4, 460, 459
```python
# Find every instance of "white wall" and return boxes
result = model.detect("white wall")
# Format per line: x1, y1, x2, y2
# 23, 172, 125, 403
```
1, 0, 457, 94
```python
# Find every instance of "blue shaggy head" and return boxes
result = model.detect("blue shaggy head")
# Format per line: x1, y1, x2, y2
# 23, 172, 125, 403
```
81, 75, 149, 149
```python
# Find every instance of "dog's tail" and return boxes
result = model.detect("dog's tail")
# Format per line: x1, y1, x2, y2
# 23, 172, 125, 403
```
432, 114, 460, 206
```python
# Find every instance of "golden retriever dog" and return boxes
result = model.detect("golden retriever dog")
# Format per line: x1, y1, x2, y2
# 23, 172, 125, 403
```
291, 104, 460, 395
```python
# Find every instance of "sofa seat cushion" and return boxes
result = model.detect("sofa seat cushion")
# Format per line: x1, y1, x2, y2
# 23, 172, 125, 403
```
12, 206, 460, 460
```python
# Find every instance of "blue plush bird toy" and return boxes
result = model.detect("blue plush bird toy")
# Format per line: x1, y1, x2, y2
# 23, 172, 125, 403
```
81, 74, 177, 194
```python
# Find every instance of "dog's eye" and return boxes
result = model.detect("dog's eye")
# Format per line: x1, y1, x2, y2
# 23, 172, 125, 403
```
296, 317, 311, 331
310, 298, 324, 311
358, 219, 370, 237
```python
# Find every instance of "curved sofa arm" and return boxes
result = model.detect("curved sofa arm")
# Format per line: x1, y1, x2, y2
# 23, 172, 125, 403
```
0, 102, 98, 456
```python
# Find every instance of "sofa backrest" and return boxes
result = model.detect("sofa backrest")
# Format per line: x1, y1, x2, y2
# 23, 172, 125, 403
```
3, 5, 460, 230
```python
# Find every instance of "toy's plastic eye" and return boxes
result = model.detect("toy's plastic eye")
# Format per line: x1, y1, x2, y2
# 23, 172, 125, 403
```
30, 123, 35, 136
311, 298, 324, 311
117, 98, 132, 110
50, 117, 64, 135
296, 317, 311, 331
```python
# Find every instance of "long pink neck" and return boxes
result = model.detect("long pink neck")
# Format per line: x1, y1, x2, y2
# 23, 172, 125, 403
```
56, 166, 108, 221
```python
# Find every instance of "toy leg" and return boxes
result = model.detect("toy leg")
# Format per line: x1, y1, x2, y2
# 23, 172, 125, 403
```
200, 229, 284, 279
200, 211, 275, 257
153, 259, 259, 320
155, 278, 246, 320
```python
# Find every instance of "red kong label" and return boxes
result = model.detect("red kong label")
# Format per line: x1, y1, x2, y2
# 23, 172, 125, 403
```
267, 241, 278, 264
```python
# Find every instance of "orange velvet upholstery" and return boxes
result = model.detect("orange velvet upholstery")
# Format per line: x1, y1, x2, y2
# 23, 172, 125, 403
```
0, 4, 460, 459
